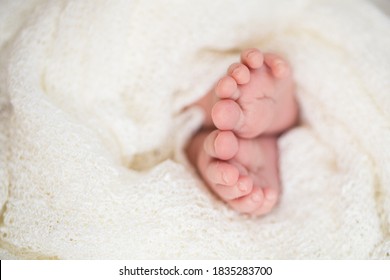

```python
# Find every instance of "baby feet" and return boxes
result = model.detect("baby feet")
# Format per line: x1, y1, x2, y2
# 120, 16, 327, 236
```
187, 48, 297, 216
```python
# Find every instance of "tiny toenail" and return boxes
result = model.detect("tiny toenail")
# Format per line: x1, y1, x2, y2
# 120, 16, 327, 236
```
251, 192, 262, 203
247, 51, 257, 59
222, 172, 230, 185
232, 67, 241, 76
238, 181, 247, 192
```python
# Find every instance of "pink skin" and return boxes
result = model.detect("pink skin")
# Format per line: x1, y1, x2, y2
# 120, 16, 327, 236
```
186, 48, 298, 216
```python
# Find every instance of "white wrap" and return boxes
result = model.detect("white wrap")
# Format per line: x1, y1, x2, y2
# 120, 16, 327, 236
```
0, 0, 389, 259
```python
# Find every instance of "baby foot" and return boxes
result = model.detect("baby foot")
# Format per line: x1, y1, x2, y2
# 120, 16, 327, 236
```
212, 48, 293, 138
196, 130, 280, 216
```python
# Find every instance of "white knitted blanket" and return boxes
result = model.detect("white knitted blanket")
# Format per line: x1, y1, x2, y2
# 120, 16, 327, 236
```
1, 0, 389, 259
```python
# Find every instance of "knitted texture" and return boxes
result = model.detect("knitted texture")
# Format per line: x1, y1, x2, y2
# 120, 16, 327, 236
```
0, 0, 389, 259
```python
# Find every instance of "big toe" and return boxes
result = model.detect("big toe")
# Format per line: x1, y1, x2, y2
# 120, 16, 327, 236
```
211, 99, 242, 132
204, 130, 239, 160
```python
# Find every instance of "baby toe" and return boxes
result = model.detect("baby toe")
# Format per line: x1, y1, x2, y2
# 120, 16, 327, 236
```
264, 53, 291, 79
206, 160, 239, 186
211, 99, 243, 131
215, 131, 239, 160
241, 48, 264, 69
228, 187, 265, 214
215, 76, 238, 99
204, 130, 238, 160
228, 63, 250, 84
252, 187, 279, 216
216, 175, 253, 201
